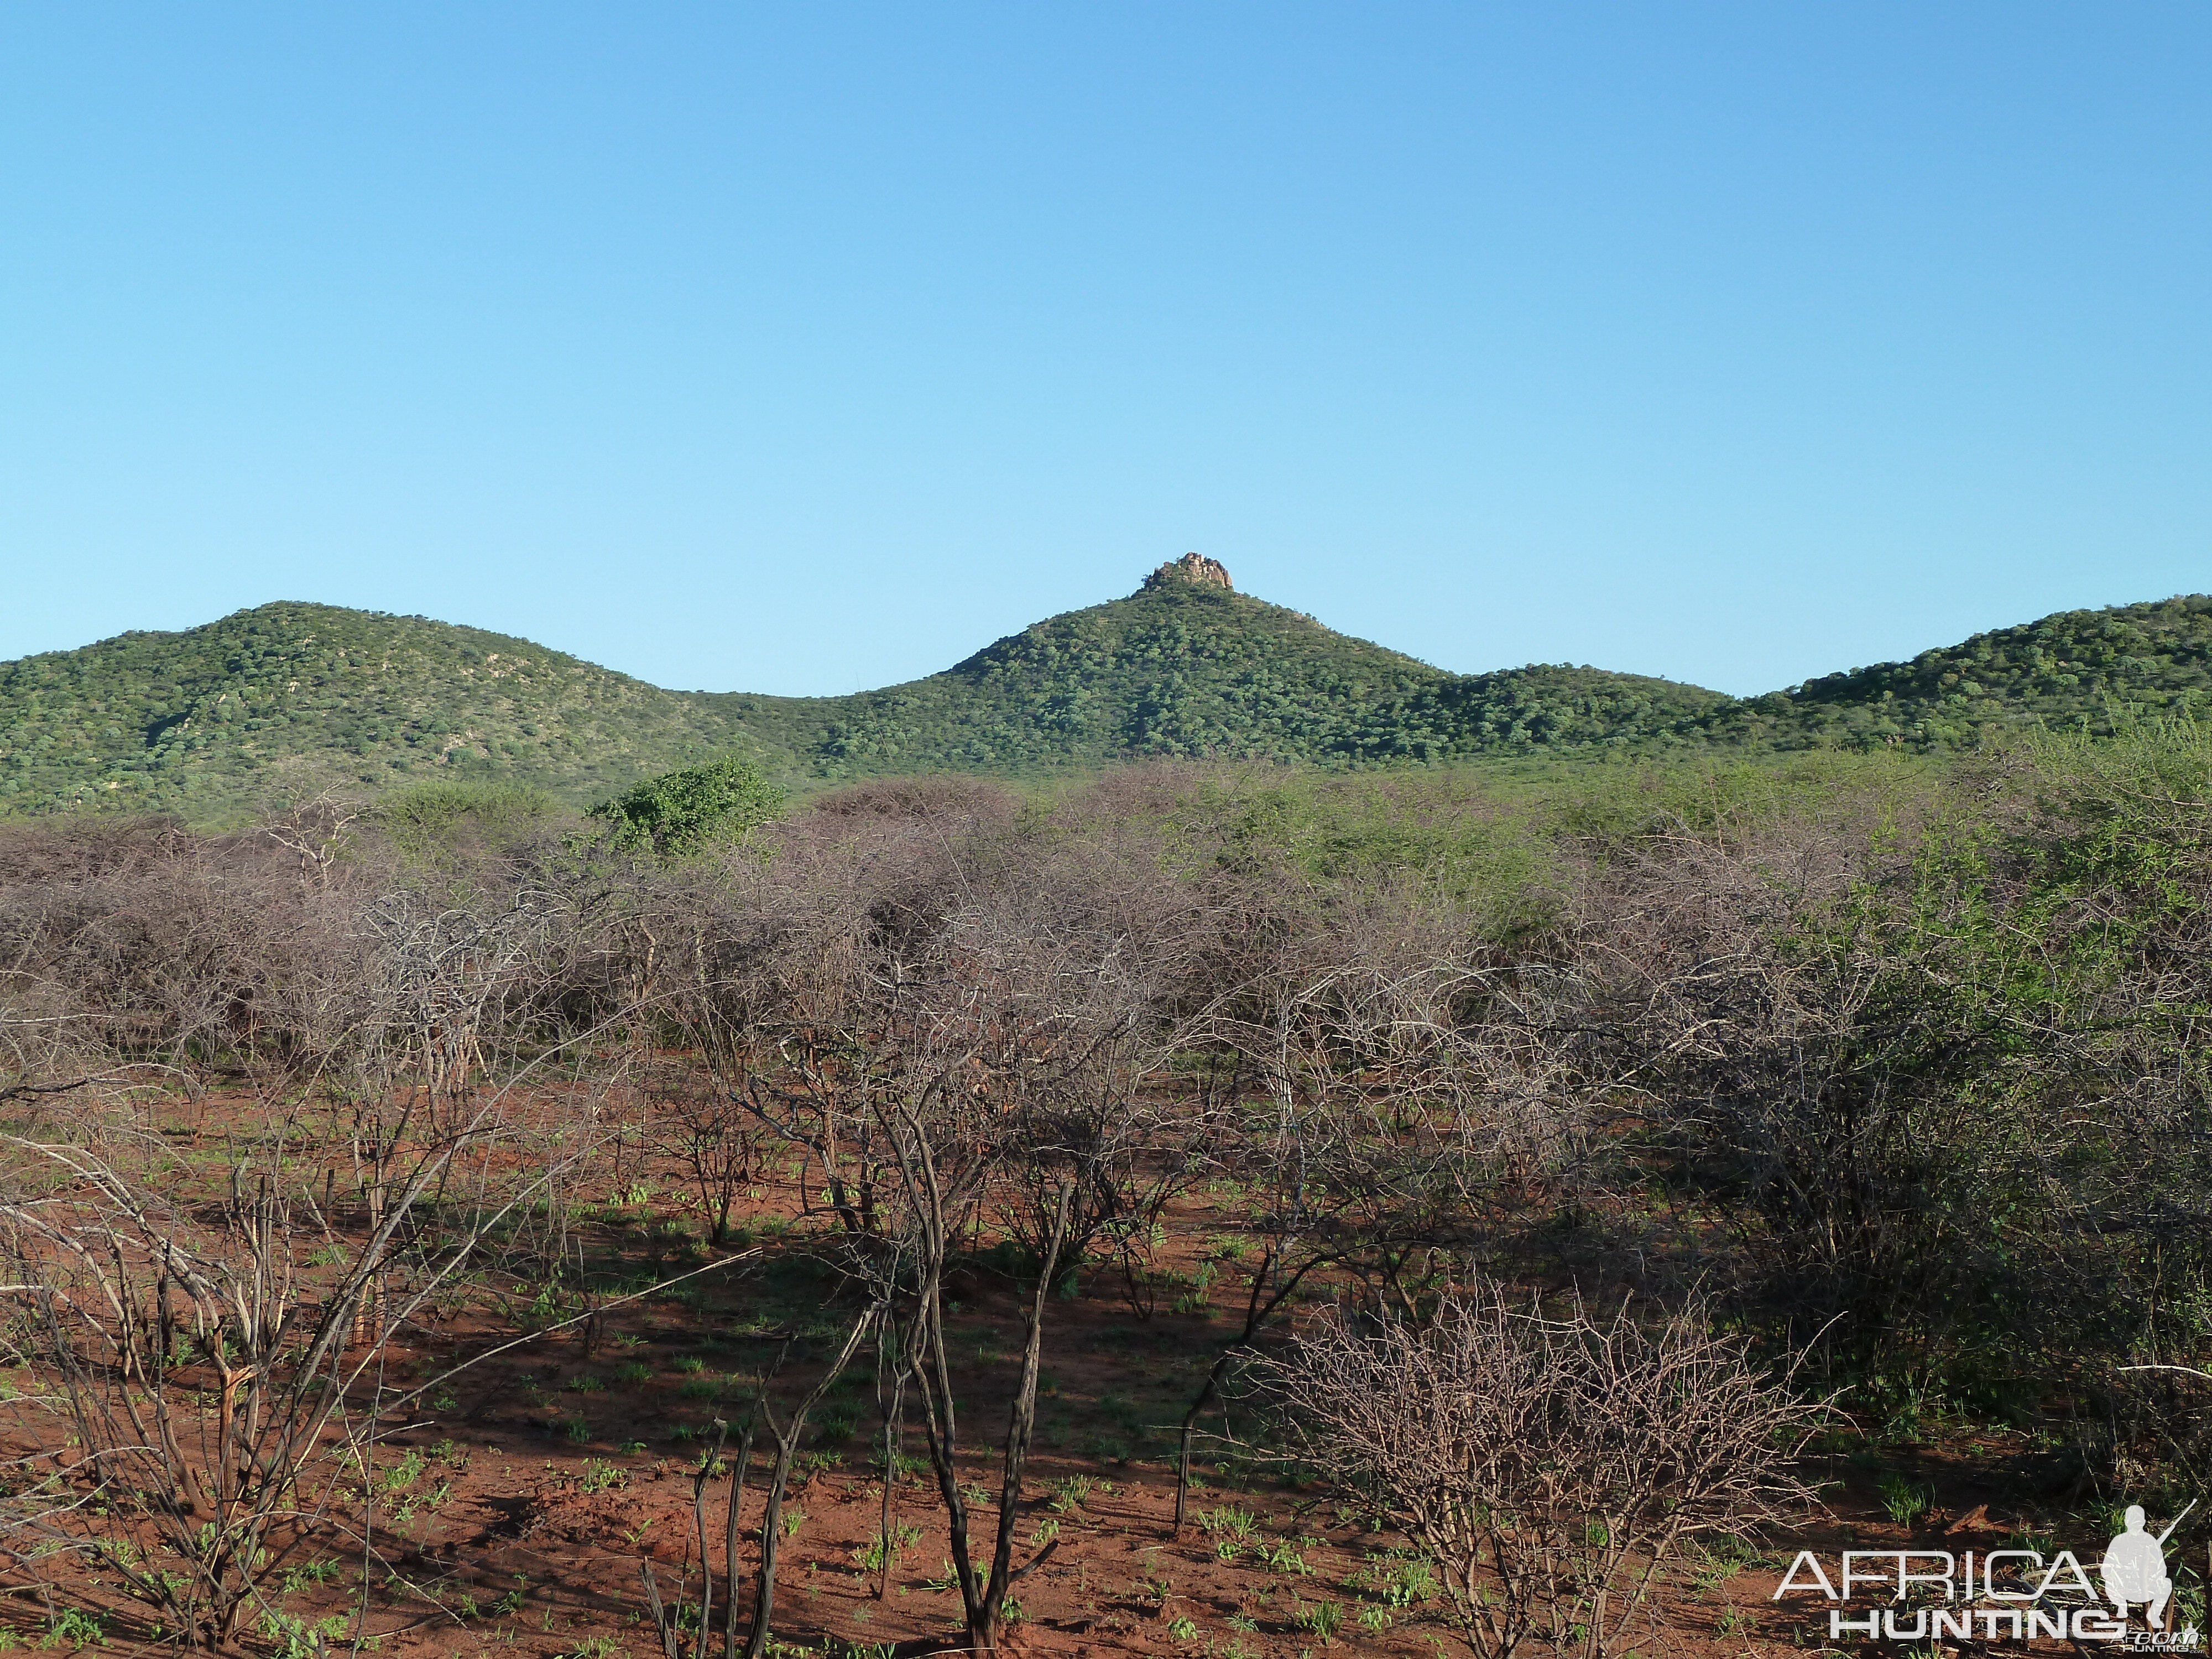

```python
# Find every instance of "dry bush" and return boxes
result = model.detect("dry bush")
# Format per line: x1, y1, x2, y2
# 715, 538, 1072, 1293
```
1550, 774, 2212, 1445
0, 814, 380, 1083
1159, 864, 1601, 1520
682, 803, 1237, 1650
1553, 820, 2026, 1386
0, 1104, 545, 1649
643, 1058, 762, 1246
2099, 1365, 2212, 1507
30, 755, 2204, 1647
0, 804, 640, 1648
351, 885, 555, 1108
1282, 1289, 1820, 1659
805, 775, 1022, 826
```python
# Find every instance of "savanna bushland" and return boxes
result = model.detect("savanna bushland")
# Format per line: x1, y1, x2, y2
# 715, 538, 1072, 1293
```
0, 736, 2206, 1659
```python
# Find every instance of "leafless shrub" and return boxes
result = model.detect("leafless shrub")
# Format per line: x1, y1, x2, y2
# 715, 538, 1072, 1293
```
697, 808, 1234, 1650
0, 815, 372, 1083
1550, 821, 2022, 1379
733, 1308, 878, 1659
1280, 1288, 1823, 1659
645, 1061, 762, 1246
0, 1095, 557, 1650
259, 792, 366, 890
805, 775, 1022, 827
355, 885, 552, 1109
1162, 862, 1609, 1524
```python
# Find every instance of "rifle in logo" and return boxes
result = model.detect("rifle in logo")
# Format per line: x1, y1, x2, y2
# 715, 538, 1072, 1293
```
2104, 1500, 2195, 1630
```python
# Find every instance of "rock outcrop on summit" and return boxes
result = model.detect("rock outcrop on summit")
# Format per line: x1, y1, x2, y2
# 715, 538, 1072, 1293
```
1147, 552, 1234, 591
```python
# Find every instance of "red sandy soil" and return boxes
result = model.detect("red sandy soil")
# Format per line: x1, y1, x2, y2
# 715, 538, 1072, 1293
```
0, 1087, 2169, 1659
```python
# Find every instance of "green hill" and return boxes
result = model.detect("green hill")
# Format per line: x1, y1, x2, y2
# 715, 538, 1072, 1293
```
1719, 593, 2212, 749
717, 560, 1734, 775
0, 602, 778, 817
5, 557, 2209, 819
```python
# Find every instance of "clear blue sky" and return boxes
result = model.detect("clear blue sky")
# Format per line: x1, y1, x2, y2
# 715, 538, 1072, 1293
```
3, 5, 2206, 697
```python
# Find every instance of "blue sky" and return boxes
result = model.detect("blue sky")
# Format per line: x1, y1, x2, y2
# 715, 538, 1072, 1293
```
2, 5, 2205, 697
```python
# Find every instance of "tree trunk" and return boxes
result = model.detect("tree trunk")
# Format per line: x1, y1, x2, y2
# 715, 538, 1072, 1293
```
970, 1183, 1074, 1651
742, 1310, 875, 1659
722, 1412, 757, 1659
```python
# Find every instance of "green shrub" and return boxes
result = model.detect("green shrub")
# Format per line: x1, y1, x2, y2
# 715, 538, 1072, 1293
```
588, 757, 785, 855
380, 779, 557, 862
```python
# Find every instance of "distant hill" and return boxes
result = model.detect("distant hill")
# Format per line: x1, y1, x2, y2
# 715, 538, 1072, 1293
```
0, 603, 776, 817
1723, 593, 2212, 749
3, 558, 2206, 818
721, 558, 1734, 776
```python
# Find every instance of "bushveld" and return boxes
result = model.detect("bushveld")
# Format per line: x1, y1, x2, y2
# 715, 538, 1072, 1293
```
0, 742, 2205, 1659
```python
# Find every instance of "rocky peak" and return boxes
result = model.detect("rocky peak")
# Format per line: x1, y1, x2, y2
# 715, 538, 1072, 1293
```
1145, 552, 1234, 592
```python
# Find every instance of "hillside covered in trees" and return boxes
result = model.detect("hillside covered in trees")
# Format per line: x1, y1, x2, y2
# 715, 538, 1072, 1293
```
0, 603, 779, 818
3, 557, 2207, 819
1738, 591, 2212, 748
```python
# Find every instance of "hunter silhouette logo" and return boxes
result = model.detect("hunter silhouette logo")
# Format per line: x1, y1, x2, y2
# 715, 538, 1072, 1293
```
1774, 1499, 2203, 1647
2105, 1503, 2192, 1631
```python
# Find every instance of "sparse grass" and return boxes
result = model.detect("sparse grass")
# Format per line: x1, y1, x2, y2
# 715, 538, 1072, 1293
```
1877, 1472, 1934, 1527
575, 1458, 628, 1494
280, 1559, 343, 1594
40, 1610, 105, 1652
1050, 1474, 1110, 1513
1291, 1598, 1344, 1645
853, 1523, 922, 1573
1348, 1550, 1435, 1609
